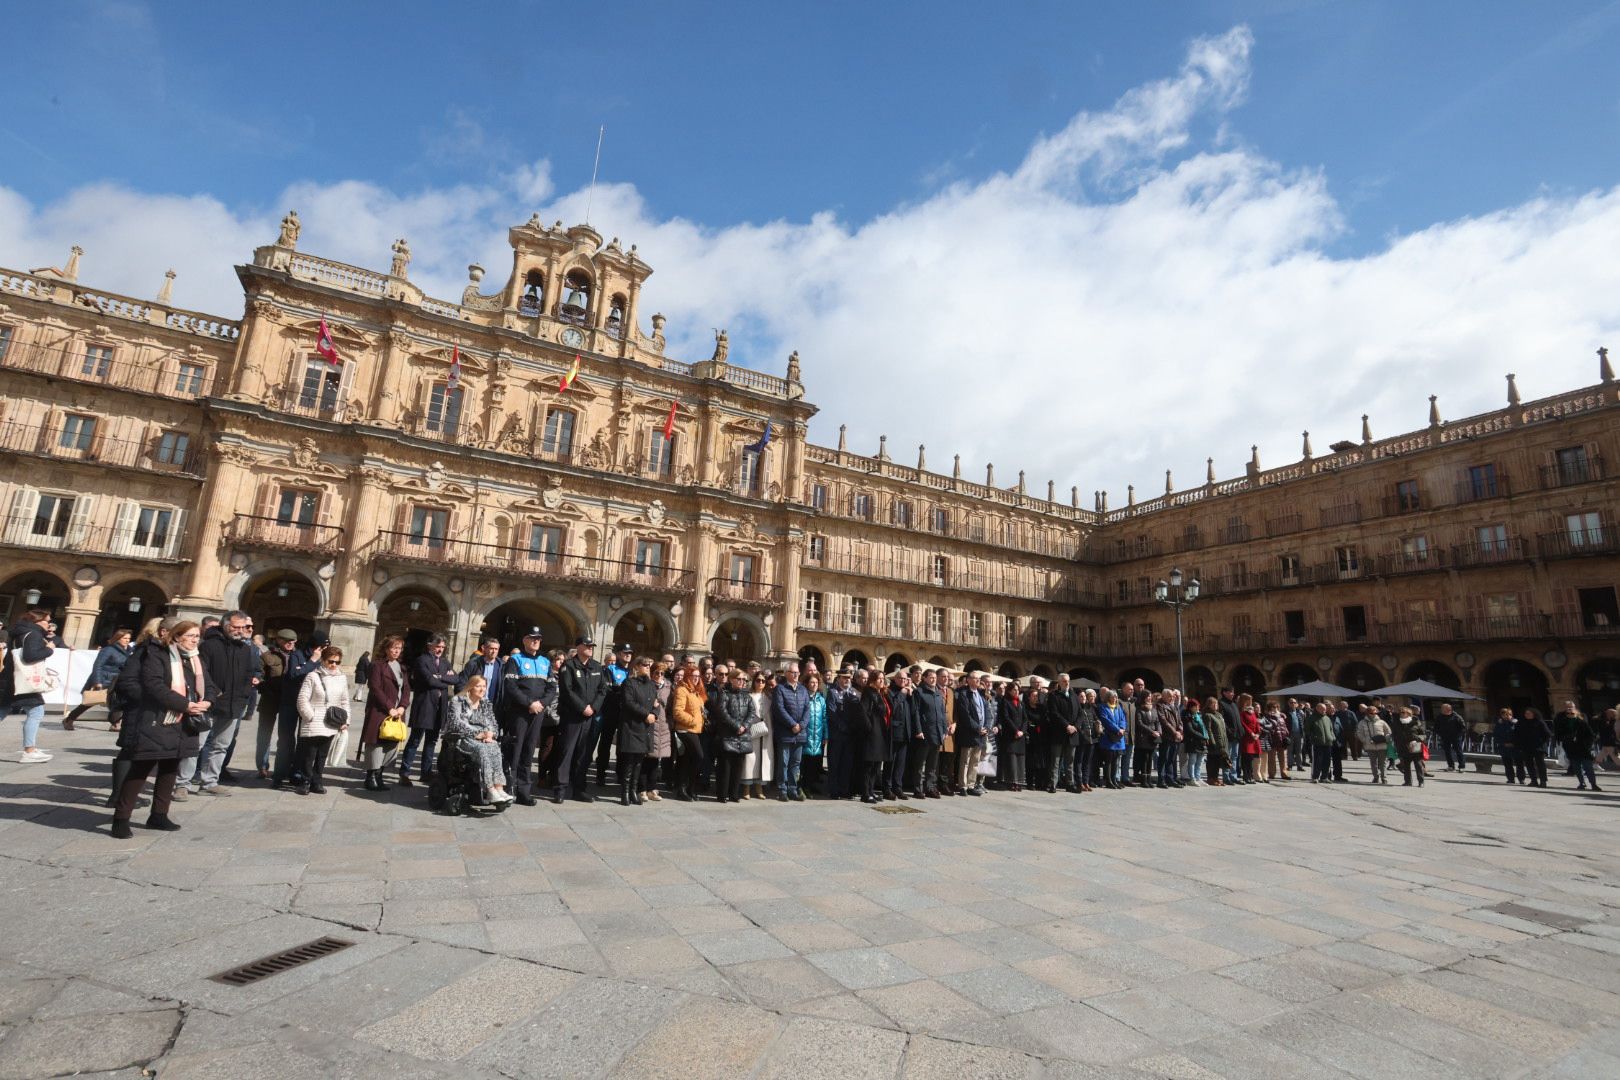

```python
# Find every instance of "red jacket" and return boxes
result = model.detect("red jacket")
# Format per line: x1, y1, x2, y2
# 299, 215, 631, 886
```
1239, 708, 1262, 755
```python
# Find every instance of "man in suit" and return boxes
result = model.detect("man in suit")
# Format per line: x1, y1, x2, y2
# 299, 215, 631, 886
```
460, 636, 506, 712
1045, 674, 1081, 793
398, 636, 463, 786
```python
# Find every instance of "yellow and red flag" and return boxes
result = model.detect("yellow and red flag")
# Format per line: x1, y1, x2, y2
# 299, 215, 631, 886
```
559, 354, 580, 391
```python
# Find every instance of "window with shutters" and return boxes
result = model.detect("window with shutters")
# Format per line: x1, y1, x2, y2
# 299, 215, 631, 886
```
1137, 622, 1154, 647
1279, 553, 1300, 583
931, 555, 948, 586
156, 430, 191, 467
635, 539, 667, 575
0, 326, 12, 361
541, 409, 575, 457
1064, 623, 1078, 647
1465, 463, 1499, 500
1115, 579, 1129, 601
807, 535, 826, 563
59, 414, 96, 451
82, 345, 113, 379
1231, 612, 1252, 641
527, 524, 563, 567
131, 507, 174, 551
426, 383, 463, 435
802, 591, 822, 627
1335, 546, 1359, 576
1342, 605, 1368, 642
931, 506, 948, 534
739, 447, 762, 495
646, 429, 675, 476
891, 500, 913, 528
851, 492, 873, 520
1476, 523, 1509, 556
1554, 445, 1593, 485
1566, 511, 1602, 547
810, 483, 827, 510
408, 506, 448, 549
1393, 479, 1420, 513
32, 494, 74, 538
1003, 613, 1017, 644
1400, 534, 1430, 563
1283, 610, 1307, 643
297, 358, 342, 413
929, 607, 945, 638
276, 489, 320, 527
968, 611, 982, 640
849, 597, 867, 632
1036, 619, 1049, 646
175, 362, 206, 395
890, 603, 909, 638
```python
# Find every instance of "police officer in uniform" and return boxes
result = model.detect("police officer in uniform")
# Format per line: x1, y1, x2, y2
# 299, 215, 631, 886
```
592, 643, 634, 790
499, 627, 555, 806
555, 636, 610, 803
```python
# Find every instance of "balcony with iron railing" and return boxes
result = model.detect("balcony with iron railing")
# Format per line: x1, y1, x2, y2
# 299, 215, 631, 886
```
372, 530, 695, 596
225, 513, 347, 555
1453, 473, 1510, 504
0, 340, 220, 400
1319, 502, 1363, 527
0, 419, 203, 477
0, 513, 187, 562
1540, 456, 1604, 489
1448, 537, 1526, 568
706, 577, 784, 607
1537, 528, 1618, 559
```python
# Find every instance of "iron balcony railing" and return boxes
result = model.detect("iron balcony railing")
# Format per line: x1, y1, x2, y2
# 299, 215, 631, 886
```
225, 513, 346, 554
374, 530, 695, 596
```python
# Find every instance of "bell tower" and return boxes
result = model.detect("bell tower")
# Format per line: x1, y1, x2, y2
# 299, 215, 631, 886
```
488, 217, 655, 361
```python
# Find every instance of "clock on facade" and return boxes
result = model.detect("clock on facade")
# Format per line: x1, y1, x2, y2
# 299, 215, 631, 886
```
560, 327, 584, 348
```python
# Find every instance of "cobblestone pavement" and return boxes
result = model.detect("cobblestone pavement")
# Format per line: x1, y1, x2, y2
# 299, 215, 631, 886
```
2, 727, 1618, 1079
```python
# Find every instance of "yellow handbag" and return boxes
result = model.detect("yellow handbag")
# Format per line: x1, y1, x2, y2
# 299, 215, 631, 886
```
378, 714, 408, 742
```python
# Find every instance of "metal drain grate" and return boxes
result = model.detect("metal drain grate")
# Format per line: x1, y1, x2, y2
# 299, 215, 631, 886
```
872, 804, 923, 814
209, 937, 355, 986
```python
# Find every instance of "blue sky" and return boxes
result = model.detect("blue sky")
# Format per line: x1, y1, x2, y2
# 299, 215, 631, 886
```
3, 2, 1620, 496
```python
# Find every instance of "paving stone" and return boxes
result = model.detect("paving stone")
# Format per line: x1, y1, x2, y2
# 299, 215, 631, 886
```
900, 1033, 1040, 1079
463, 976, 682, 1078
613, 996, 779, 1078
807, 947, 925, 991
757, 1016, 907, 1079
938, 964, 1067, 1014
0, 1008, 180, 1079
355, 957, 577, 1060
858, 978, 985, 1032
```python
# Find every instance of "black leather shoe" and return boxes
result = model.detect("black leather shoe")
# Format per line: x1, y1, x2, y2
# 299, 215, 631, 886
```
145, 814, 181, 832
515, 792, 537, 806
551, 791, 565, 804
110, 819, 133, 839
574, 792, 595, 803
363, 772, 378, 791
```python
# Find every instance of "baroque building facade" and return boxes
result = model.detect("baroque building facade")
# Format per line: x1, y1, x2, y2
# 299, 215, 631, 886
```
2, 218, 1617, 725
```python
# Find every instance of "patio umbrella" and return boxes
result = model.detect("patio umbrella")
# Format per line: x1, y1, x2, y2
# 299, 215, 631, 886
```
1373, 679, 1480, 701
1273, 679, 1358, 699
1070, 676, 1104, 691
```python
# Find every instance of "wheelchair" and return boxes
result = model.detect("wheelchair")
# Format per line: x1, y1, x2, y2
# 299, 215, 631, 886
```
426, 732, 511, 817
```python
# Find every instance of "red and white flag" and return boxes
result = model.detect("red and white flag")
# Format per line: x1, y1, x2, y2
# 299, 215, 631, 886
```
447, 346, 461, 389
316, 318, 341, 365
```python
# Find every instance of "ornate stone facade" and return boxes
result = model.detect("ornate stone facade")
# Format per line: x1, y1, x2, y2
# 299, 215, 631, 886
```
2, 226, 1617, 724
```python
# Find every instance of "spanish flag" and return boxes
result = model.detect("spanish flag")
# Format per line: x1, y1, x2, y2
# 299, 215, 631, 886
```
559, 354, 580, 392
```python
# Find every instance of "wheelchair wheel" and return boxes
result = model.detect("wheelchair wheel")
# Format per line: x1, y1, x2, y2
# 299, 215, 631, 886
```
426, 770, 449, 813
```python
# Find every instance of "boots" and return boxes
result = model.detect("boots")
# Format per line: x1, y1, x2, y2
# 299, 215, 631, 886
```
373, 769, 390, 790
620, 779, 632, 806
363, 770, 378, 791
105, 756, 134, 808
630, 782, 643, 806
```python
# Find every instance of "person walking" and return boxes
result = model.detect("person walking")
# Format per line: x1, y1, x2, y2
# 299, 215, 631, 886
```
1518, 707, 1551, 788
109, 620, 216, 838
0, 609, 55, 763
183, 611, 259, 798
1358, 707, 1391, 784
1391, 706, 1426, 787
669, 663, 708, 801
294, 646, 350, 796
399, 636, 462, 787
360, 634, 411, 791
1565, 707, 1601, 791
1434, 703, 1467, 771
63, 629, 133, 730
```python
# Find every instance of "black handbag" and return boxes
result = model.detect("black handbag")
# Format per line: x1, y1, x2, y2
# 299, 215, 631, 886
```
323, 705, 350, 730
181, 711, 213, 736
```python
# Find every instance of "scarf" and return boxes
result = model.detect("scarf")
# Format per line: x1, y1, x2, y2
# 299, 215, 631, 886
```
164, 646, 203, 726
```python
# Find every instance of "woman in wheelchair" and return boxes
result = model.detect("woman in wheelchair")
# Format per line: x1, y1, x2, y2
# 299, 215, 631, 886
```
444, 675, 514, 804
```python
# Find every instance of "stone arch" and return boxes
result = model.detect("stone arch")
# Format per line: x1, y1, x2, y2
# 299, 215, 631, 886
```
1483, 657, 1551, 720
480, 591, 589, 655
1117, 666, 1164, 692
962, 658, 988, 674
1229, 663, 1267, 697
710, 612, 769, 664
231, 565, 327, 642
997, 660, 1022, 679
842, 648, 870, 669
0, 568, 71, 622
222, 559, 331, 617
1574, 657, 1620, 718
1068, 666, 1103, 683
1402, 659, 1461, 689
1336, 660, 1385, 695
90, 577, 170, 645
797, 644, 828, 672
1277, 662, 1318, 689
1185, 664, 1218, 701
1031, 663, 1056, 679
928, 655, 953, 668
885, 651, 913, 674
611, 604, 679, 657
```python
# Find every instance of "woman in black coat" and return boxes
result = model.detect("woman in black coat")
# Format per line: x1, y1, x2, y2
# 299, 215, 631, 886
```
400, 636, 463, 786
110, 620, 218, 838
858, 675, 889, 804
616, 658, 658, 805
1000, 686, 1029, 792
1517, 707, 1551, 788
713, 670, 756, 803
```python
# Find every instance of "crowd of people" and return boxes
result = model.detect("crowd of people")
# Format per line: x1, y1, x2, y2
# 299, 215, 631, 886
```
1, 608, 1617, 837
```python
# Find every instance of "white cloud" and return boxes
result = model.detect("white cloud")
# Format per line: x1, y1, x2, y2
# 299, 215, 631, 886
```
3, 24, 1618, 502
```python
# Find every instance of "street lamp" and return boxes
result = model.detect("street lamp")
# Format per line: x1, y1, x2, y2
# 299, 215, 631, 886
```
1154, 567, 1201, 698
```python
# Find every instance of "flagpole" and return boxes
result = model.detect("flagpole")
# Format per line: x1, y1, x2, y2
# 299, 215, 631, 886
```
585, 125, 605, 225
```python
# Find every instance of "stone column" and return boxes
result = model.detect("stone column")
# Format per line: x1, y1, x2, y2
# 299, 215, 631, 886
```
784, 420, 806, 503
776, 533, 805, 657
225, 300, 280, 402
697, 400, 719, 486
368, 331, 413, 425
684, 521, 720, 648
175, 446, 255, 611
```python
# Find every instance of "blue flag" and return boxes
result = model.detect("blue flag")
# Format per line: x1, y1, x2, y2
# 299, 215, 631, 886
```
745, 422, 773, 454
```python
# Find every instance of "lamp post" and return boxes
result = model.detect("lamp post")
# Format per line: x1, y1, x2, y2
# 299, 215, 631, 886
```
1154, 568, 1201, 698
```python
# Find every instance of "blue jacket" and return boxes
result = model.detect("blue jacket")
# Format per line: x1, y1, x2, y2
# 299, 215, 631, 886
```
913, 685, 947, 746
805, 691, 827, 756
1098, 703, 1129, 751
771, 681, 811, 745
87, 642, 133, 690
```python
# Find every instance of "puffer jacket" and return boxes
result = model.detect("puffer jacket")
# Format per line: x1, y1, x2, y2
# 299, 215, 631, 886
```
618, 675, 658, 756
716, 686, 757, 755
296, 668, 350, 739
123, 645, 216, 761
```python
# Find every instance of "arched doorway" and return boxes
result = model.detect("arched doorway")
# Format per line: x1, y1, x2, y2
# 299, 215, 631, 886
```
91, 579, 169, 645
1575, 658, 1620, 718
996, 660, 1022, 679
1117, 667, 1164, 692
1277, 662, 1318, 689
1403, 659, 1460, 689
712, 618, 765, 664
376, 587, 452, 654
481, 597, 578, 656
1483, 658, 1550, 719
1229, 664, 1266, 697
886, 651, 913, 674
797, 645, 828, 673
1032, 663, 1056, 679
1068, 666, 1102, 684
1185, 665, 1218, 701
0, 570, 70, 625
928, 655, 953, 668
842, 648, 870, 670
612, 608, 670, 657
962, 658, 987, 674
1336, 661, 1384, 695
241, 571, 321, 643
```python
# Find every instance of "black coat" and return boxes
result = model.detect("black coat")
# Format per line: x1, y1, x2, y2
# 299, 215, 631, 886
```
409, 653, 463, 731
1045, 688, 1082, 746
953, 687, 988, 748
998, 695, 1028, 751
618, 675, 659, 755
124, 646, 219, 761
459, 655, 507, 708
1517, 712, 1551, 751
913, 685, 947, 746
198, 626, 261, 719
887, 687, 919, 746
558, 656, 610, 724
715, 687, 756, 755
859, 686, 890, 761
